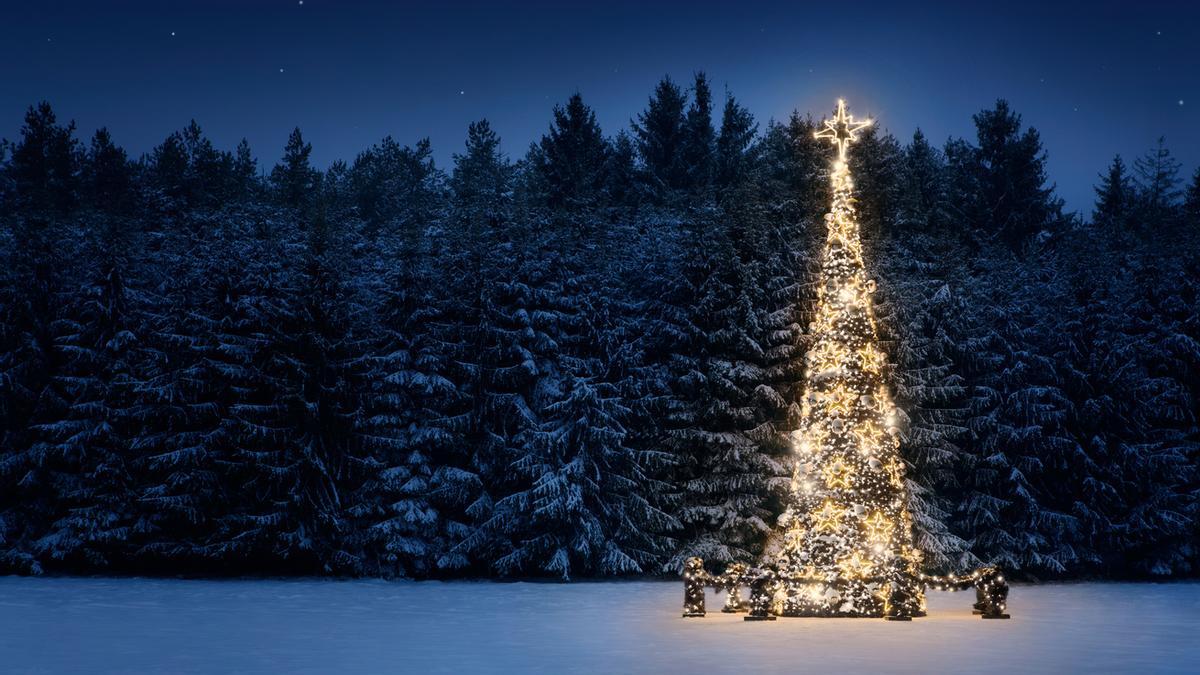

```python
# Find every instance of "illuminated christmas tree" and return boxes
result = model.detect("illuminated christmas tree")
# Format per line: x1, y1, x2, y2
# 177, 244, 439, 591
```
680, 100, 1010, 623
769, 99, 925, 618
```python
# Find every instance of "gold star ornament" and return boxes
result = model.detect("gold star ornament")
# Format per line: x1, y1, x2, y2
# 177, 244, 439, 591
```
814, 98, 872, 161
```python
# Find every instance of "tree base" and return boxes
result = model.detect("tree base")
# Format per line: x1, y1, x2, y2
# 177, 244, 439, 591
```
743, 615, 777, 621
981, 613, 1010, 620
885, 616, 913, 621
682, 612, 706, 618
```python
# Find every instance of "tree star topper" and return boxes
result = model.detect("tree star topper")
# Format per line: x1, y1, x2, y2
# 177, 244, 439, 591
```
815, 98, 872, 161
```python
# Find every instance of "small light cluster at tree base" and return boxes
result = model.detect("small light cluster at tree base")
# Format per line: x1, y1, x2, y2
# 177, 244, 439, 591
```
680, 100, 1011, 622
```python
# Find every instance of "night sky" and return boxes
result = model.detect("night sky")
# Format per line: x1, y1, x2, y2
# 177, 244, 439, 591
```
2, 0, 1196, 213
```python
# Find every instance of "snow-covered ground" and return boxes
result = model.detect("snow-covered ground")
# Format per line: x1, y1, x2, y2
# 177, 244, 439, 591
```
1, 577, 1197, 673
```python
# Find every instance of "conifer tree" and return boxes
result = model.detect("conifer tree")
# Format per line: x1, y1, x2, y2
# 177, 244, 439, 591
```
6, 102, 80, 215
0, 103, 83, 573
632, 77, 688, 202
1094, 155, 1134, 233
232, 139, 258, 201
530, 93, 609, 218
681, 73, 716, 198
1186, 166, 1200, 224
896, 129, 947, 235
1134, 137, 1183, 232
347, 136, 460, 576
272, 127, 317, 210
968, 100, 1061, 248
772, 100, 924, 616
84, 128, 134, 215
438, 120, 530, 572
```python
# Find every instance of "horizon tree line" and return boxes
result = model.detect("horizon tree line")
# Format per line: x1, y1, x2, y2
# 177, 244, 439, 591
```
1, 74, 1197, 579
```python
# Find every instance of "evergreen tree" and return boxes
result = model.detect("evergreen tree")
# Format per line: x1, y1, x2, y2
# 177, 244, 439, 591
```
529, 93, 609, 218
714, 90, 758, 206
232, 139, 258, 201
632, 76, 688, 202
272, 127, 317, 210
0, 103, 87, 573
1185, 166, 1200, 225
438, 120, 529, 572
967, 100, 1062, 249
896, 129, 947, 235
1133, 137, 1183, 232
347, 137, 460, 577
680, 72, 716, 198
180, 121, 234, 208
849, 128, 904, 245
33, 210, 144, 569
6, 102, 81, 215
954, 252, 1080, 574
603, 131, 639, 214
1093, 155, 1133, 233
84, 128, 134, 216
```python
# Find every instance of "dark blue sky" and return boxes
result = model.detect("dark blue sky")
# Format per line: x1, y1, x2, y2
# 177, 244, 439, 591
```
2, 0, 1196, 212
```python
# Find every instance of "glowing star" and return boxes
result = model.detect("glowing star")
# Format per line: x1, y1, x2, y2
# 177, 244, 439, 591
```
807, 425, 830, 452
864, 511, 894, 543
838, 551, 874, 578
814, 98, 872, 161
812, 501, 845, 533
858, 346, 885, 373
824, 385, 856, 416
786, 527, 808, 550
807, 341, 841, 370
822, 459, 854, 490
852, 424, 881, 453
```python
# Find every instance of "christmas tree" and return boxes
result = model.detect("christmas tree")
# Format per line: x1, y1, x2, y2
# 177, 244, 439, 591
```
769, 99, 925, 618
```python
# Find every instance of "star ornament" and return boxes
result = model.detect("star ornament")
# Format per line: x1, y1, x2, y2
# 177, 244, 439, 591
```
825, 384, 856, 416
823, 459, 854, 490
864, 511, 894, 543
858, 346, 885, 373
838, 551, 874, 578
812, 500, 845, 533
814, 99, 872, 160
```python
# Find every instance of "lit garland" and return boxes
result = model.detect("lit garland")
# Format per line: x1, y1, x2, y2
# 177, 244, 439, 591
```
680, 99, 1011, 622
